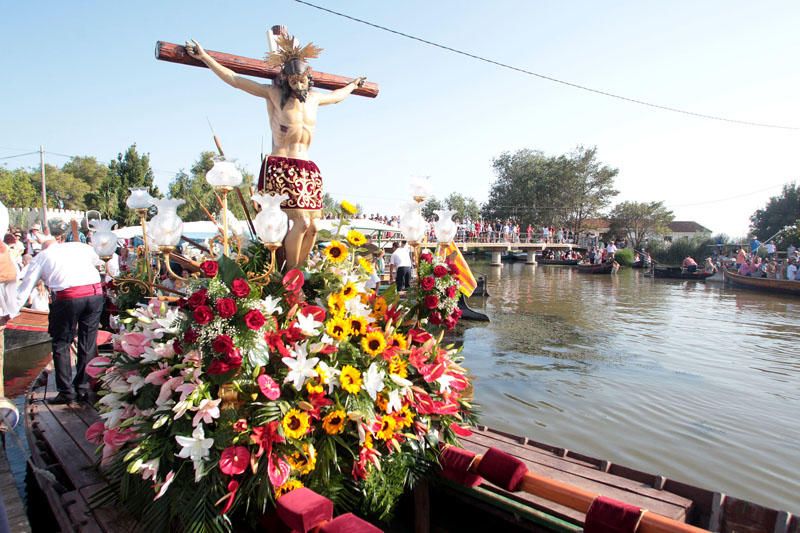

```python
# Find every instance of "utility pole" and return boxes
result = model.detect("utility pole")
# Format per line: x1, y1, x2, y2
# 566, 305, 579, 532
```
39, 145, 48, 233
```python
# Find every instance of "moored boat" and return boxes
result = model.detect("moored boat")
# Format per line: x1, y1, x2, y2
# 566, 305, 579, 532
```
576, 262, 613, 274
4, 308, 50, 351
652, 267, 715, 281
723, 269, 800, 296
537, 259, 578, 266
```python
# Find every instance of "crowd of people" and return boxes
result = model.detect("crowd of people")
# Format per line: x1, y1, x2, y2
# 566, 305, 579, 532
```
724, 239, 800, 281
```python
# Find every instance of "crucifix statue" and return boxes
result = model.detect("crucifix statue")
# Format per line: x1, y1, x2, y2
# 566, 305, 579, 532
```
156, 27, 378, 269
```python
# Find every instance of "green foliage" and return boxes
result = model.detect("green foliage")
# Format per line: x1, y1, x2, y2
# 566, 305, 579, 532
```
483, 145, 618, 229
608, 201, 674, 251
0, 167, 38, 207
651, 236, 716, 266
421, 197, 442, 220
614, 247, 635, 266
109, 144, 161, 224
749, 182, 800, 248
444, 192, 481, 222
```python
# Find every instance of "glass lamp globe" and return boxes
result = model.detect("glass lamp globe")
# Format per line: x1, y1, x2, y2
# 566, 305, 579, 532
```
433, 210, 457, 243
206, 159, 243, 188
400, 205, 426, 243
409, 177, 432, 203
126, 188, 154, 210
251, 193, 289, 245
149, 199, 185, 248
90, 219, 118, 258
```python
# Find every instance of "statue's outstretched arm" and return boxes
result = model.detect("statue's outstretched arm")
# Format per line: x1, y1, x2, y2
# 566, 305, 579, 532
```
318, 76, 366, 106
185, 39, 269, 98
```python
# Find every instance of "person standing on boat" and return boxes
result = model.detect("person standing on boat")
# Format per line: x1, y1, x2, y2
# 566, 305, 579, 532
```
0, 201, 21, 399
16, 229, 104, 404
682, 256, 698, 273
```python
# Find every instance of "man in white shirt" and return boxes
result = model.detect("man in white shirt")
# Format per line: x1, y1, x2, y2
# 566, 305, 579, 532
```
390, 241, 413, 291
17, 232, 104, 404
787, 259, 798, 282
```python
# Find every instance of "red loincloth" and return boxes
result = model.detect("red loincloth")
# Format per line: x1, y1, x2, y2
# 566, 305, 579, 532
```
258, 156, 323, 210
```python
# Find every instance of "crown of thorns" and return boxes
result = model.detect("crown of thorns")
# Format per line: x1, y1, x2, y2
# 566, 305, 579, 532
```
265, 34, 323, 67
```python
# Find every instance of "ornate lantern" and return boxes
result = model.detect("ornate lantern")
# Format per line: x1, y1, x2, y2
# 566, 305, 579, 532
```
251, 193, 289, 279
125, 188, 154, 210
149, 199, 185, 249
205, 159, 243, 256
90, 219, 118, 259
433, 210, 457, 244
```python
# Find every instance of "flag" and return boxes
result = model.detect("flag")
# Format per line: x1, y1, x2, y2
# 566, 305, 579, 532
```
441, 242, 477, 297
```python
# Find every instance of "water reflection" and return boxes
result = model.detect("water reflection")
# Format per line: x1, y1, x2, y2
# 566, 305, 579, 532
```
462, 262, 800, 514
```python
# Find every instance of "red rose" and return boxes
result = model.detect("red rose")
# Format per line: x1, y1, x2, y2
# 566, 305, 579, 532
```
183, 328, 199, 344
429, 311, 443, 325
231, 278, 251, 298
216, 298, 237, 319
451, 308, 463, 320
282, 268, 304, 293
244, 309, 266, 330
193, 305, 213, 325
208, 359, 231, 375
200, 260, 219, 278
447, 261, 460, 275
433, 265, 448, 278
424, 294, 439, 309
446, 285, 458, 299
212, 334, 235, 355
421, 276, 436, 291
420, 252, 433, 263
187, 288, 208, 308
444, 316, 457, 330
225, 350, 243, 368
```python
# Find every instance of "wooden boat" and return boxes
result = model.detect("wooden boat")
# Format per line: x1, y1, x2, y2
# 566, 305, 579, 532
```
23, 361, 798, 533
4, 308, 49, 351
652, 267, 715, 281
723, 269, 800, 296
576, 262, 613, 274
537, 259, 578, 266
631, 260, 651, 269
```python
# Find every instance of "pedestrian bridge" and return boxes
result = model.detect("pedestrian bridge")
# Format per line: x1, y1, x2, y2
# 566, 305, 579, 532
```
452, 242, 578, 266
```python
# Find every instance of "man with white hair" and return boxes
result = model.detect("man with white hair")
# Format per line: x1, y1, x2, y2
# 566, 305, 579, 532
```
17, 226, 104, 404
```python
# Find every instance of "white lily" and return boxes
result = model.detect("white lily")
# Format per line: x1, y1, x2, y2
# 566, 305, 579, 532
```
154, 470, 175, 500
258, 295, 283, 316
387, 389, 403, 414
295, 312, 323, 336
363, 362, 385, 400
126, 374, 146, 395
175, 425, 214, 481
138, 458, 160, 481
316, 361, 341, 394
153, 308, 182, 336
389, 373, 412, 389
282, 342, 319, 390
436, 373, 456, 393
191, 398, 221, 427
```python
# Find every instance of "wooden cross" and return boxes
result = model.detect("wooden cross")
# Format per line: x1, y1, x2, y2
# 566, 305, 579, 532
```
154, 26, 379, 98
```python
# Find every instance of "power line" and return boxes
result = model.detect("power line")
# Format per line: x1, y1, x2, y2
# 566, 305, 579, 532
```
294, 0, 800, 132
0, 151, 38, 161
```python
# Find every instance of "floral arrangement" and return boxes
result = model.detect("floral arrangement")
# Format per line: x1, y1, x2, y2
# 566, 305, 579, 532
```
415, 250, 463, 330
87, 227, 476, 532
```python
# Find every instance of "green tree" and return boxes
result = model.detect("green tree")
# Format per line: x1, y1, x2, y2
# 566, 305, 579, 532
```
749, 183, 800, 248
444, 192, 481, 222
168, 151, 254, 222
108, 144, 160, 224
35, 164, 91, 209
608, 201, 674, 251
62, 156, 109, 190
0, 167, 38, 207
421, 197, 442, 220
561, 146, 619, 233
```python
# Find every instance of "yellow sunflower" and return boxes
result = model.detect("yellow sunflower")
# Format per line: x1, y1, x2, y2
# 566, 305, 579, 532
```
288, 443, 317, 475
361, 331, 387, 357
324, 240, 348, 263
325, 316, 351, 341
340, 282, 358, 300
376, 415, 397, 441
275, 479, 303, 499
358, 257, 374, 274
346, 229, 367, 247
340, 365, 362, 394
389, 356, 408, 378
340, 200, 358, 215
372, 296, 387, 319
282, 409, 310, 440
305, 379, 324, 395
348, 316, 367, 337
397, 405, 414, 429
322, 409, 346, 435
388, 333, 408, 351
327, 292, 346, 317
375, 393, 388, 412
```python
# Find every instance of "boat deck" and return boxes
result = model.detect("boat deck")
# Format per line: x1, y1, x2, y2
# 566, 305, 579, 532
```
26, 369, 134, 533
0, 438, 31, 533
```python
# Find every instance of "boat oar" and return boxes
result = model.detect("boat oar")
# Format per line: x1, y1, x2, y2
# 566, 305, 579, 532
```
443, 446, 708, 533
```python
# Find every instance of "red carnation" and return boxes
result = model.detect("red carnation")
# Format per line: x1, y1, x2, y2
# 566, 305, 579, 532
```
193, 305, 213, 325
208, 359, 232, 375
212, 334, 235, 355
200, 260, 219, 278
433, 265, 448, 278
244, 309, 266, 330
216, 298, 237, 319
429, 311, 443, 325
183, 328, 199, 344
420, 252, 433, 264
446, 285, 458, 299
220, 446, 250, 476
231, 278, 251, 298
187, 288, 208, 308
424, 294, 439, 310
421, 276, 436, 291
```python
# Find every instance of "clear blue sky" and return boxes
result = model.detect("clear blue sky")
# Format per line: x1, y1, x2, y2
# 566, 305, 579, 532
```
2, 1, 799, 236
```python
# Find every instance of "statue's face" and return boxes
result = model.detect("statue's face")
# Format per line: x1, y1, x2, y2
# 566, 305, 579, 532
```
287, 73, 309, 94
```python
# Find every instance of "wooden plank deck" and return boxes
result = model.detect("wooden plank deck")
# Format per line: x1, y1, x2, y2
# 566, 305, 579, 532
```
0, 437, 32, 533
25, 369, 135, 533
458, 426, 695, 526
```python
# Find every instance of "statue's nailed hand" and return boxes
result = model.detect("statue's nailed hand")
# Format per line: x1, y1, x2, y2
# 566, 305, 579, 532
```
353, 76, 367, 88
185, 39, 206, 59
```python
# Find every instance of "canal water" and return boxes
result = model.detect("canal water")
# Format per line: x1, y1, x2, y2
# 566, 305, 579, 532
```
463, 261, 800, 514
